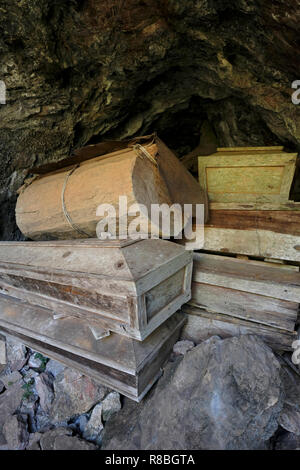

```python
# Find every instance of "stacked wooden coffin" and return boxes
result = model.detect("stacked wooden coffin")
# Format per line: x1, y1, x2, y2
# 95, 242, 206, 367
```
0, 135, 204, 401
0, 238, 192, 401
181, 146, 300, 351
198, 146, 300, 262
182, 253, 300, 351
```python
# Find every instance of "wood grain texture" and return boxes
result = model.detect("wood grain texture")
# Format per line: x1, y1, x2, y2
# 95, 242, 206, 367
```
209, 201, 300, 211
16, 147, 176, 239
16, 136, 208, 240
0, 239, 192, 341
206, 210, 300, 236
181, 305, 296, 351
0, 294, 185, 401
198, 149, 297, 204
203, 227, 300, 262
190, 282, 298, 332
192, 252, 300, 302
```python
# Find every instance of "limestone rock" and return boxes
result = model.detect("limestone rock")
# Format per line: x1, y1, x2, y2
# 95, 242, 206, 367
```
35, 407, 53, 433
274, 431, 300, 450
54, 435, 97, 451
39, 427, 72, 451
102, 335, 283, 450
0, 370, 23, 388
26, 432, 42, 450
21, 368, 39, 384
5, 338, 27, 371
3, 415, 29, 450
0, 0, 299, 241
173, 340, 195, 356
0, 381, 24, 423
278, 362, 300, 435
0, 339, 6, 365
83, 403, 103, 445
50, 368, 108, 423
45, 360, 66, 378
74, 414, 89, 434
20, 394, 38, 433
102, 392, 122, 422
35, 372, 54, 414
28, 352, 48, 371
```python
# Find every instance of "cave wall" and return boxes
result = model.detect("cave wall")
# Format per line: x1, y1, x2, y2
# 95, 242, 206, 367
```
0, 0, 299, 240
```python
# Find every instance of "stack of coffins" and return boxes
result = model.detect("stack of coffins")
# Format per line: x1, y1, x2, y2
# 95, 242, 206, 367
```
180, 146, 300, 351
182, 253, 300, 351
0, 135, 202, 401
198, 146, 300, 261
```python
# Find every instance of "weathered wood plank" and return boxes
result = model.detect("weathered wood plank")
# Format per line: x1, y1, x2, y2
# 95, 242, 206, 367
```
0, 294, 185, 401
190, 282, 298, 332
203, 227, 300, 262
181, 305, 296, 351
0, 239, 192, 341
206, 210, 300, 236
209, 201, 300, 211
193, 253, 300, 302
216, 146, 284, 152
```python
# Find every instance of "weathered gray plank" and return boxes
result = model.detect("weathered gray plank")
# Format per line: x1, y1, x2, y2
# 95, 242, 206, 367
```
193, 252, 300, 302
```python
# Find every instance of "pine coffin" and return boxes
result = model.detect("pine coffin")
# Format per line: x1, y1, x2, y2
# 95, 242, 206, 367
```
181, 305, 296, 352
0, 238, 192, 341
198, 147, 297, 205
181, 253, 300, 351
0, 294, 185, 401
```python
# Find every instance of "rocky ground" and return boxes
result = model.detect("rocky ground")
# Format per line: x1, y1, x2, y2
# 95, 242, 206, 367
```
1, 334, 300, 450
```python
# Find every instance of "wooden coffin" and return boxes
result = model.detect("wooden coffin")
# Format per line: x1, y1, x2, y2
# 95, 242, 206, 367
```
181, 253, 299, 351
181, 305, 296, 352
0, 238, 192, 341
16, 135, 207, 240
198, 146, 297, 206
0, 294, 185, 401
192, 253, 300, 303
203, 209, 300, 262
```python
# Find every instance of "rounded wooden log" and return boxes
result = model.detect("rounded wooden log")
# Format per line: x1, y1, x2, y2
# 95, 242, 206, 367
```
16, 147, 180, 240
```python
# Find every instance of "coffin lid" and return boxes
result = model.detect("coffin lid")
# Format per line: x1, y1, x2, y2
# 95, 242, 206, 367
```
0, 238, 188, 282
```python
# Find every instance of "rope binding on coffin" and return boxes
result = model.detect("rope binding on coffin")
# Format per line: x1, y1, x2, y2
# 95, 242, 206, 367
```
61, 164, 93, 238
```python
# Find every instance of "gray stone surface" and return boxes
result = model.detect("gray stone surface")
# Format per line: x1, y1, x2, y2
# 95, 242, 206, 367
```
3, 415, 29, 450
26, 432, 42, 450
50, 368, 108, 423
28, 352, 47, 371
0, 339, 6, 365
274, 430, 300, 450
5, 338, 27, 371
278, 362, 300, 435
45, 360, 66, 378
54, 435, 97, 451
39, 427, 72, 451
21, 368, 39, 384
35, 372, 54, 413
0, 370, 22, 388
102, 335, 284, 450
102, 392, 121, 422
74, 414, 89, 434
173, 340, 195, 356
83, 403, 103, 445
